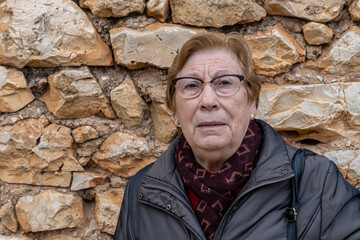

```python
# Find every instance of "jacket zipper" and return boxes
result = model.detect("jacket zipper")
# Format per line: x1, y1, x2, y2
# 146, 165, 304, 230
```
213, 173, 294, 240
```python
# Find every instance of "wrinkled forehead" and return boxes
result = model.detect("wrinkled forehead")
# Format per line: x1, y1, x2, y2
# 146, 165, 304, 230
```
177, 47, 243, 78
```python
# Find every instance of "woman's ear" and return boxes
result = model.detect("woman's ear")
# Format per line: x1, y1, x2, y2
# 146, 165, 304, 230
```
250, 101, 257, 117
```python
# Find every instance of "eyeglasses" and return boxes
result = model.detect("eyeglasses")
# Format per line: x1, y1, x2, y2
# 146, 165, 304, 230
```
172, 74, 246, 99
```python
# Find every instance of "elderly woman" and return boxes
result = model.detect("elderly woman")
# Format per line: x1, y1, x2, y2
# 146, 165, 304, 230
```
114, 32, 360, 240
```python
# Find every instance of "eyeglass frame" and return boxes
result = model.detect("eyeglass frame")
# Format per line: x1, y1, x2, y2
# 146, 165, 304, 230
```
172, 74, 248, 99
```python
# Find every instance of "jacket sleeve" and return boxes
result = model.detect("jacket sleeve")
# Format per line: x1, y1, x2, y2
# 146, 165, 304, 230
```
114, 182, 134, 240
320, 161, 360, 240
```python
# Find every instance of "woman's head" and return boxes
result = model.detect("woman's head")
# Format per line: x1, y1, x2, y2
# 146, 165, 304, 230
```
166, 32, 261, 113
166, 32, 262, 171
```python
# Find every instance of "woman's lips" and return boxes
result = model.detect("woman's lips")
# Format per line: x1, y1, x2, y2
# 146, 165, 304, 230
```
197, 122, 226, 128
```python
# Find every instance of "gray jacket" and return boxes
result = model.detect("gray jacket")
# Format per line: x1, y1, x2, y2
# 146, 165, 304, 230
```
114, 120, 360, 240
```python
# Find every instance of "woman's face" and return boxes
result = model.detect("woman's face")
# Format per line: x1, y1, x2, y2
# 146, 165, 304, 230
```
174, 48, 257, 160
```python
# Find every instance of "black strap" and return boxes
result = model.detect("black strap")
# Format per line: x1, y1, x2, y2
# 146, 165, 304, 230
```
286, 149, 315, 240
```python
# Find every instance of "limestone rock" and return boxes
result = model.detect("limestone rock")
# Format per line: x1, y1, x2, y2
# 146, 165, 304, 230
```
265, 0, 345, 23
302, 22, 333, 45
70, 172, 109, 191
170, 0, 266, 28
95, 188, 124, 235
0, 202, 18, 233
72, 126, 99, 143
0, 66, 35, 113
349, 0, 360, 21
81, 0, 145, 18
306, 26, 360, 74
343, 83, 360, 129
40, 67, 115, 119
325, 150, 360, 186
110, 23, 205, 69
0, 117, 83, 187
0, 236, 32, 240
15, 189, 85, 233
150, 102, 178, 143
92, 132, 155, 178
257, 82, 360, 143
110, 75, 147, 128
245, 24, 305, 77
146, 0, 169, 22
0, 0, 112, 68
44, 235, 81, 240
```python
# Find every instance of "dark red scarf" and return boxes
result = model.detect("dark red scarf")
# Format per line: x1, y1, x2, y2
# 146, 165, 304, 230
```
175, 120, 262, 240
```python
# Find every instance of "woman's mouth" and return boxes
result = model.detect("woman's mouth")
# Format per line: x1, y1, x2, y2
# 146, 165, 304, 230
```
197, 122, 226, 128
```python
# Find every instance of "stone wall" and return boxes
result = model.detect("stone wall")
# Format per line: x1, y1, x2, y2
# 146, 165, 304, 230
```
0, 0, 360, 239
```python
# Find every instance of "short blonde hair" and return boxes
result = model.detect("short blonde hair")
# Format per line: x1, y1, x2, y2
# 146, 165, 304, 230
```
165, 32, 261, 112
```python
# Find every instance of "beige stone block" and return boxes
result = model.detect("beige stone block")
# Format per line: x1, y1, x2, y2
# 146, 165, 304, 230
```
343, 83, 360, 129
44, 235, 81, 240
110, 75, 147, 128
95, 188, 124, 235
15, 190, 85, 233
70, 172, 109, 191
0, 66, 35, 113
306, 26, 360, 74
302, 22, 333, 45
78, 157, 91, 166
245, 24, 305, 77
265, 0, 345, 22
82, 0, 145, 17
146, 0, 169, 22
40, 67, 115, 119
92, 132, 155, 178
0, 236, 32, 240
325, 150, 360, 185
0, 118, 82, 187
150, 102, 178, 143
349, 0, 360, 21
0, 202, 19, 233
257, 83, 360, 143
0, 0, 112, 68
72, 126, 99, 143
170, 0, 266, 28
110, 23, 205, 69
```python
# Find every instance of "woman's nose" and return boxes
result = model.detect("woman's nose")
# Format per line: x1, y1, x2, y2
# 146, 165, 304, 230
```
199, 83, 219, 110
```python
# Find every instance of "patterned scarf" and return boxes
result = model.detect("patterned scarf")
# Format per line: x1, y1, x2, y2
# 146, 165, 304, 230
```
175, 120, 262, 240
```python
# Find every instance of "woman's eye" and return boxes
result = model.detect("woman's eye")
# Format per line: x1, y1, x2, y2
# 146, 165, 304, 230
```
183, 81, 201, 89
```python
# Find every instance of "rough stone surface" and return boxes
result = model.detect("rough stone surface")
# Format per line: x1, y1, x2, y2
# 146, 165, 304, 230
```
72, 126, 99, 144
71, 172, 109, 191
110, 75, 147, 128
15, 189, 85, 233
81, 0, 145, 18
325, 150, 360, 186
170, 0, 266, 28
150, 102, 178, 143
0, 117, 83, 186
257, 82, 360, 143
306, 26, 360, 74
245, 24, 306, 77
40, 67, 115, 119
0, 202, 18, 233
265, 0, 345, 22
44, 235, 81, 240
302, 22, 333, 45
0, 0, 113, 68
0, 236, 32, 240
0, 66, 35, 113
110, 23, 205, 69
92, 132, 155, 178
349, 0, 360, 21
146, 0, 169, 22
95, 188, 124, 235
